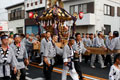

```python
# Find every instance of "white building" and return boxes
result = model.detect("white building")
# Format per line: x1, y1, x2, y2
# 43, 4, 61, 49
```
63, 0, 120, 35
5, 2, 25, 34
24, 0, 45, 35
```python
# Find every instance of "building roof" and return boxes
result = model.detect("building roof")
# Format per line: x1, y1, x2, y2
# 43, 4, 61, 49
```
5, 2, 24, 9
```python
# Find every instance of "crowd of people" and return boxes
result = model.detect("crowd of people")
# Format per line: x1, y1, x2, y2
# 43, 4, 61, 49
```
0, 31, 120, 80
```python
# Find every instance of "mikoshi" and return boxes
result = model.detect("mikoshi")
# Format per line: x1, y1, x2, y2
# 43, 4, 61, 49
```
35, 5, 77, 43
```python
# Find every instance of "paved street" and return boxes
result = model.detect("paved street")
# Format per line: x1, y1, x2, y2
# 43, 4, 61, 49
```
26, 60, 110, 80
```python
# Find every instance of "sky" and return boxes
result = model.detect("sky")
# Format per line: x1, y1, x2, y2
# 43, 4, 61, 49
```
0, 0, 24, 21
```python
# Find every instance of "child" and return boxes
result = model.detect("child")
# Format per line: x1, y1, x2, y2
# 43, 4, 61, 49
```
109, 54, 120, 80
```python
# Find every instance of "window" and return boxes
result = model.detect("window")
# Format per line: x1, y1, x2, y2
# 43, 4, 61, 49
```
17, 8, 22, 11
104, 5, 111, 15
79, 4, 87, 13
17, 11, 21, 19
104, 25, 111, 35
27, 3, 29, 7
31, 3, 33, 6
107, 6, 110, 15
17, 8, 22, 19
104, 5, 107, 15
75, 5, 78, 13
87, 2, 94, 13
40, 0, 42, 4
70, 3, 93, 15
70, 6, 75, 15
17, 27, 23, 34
35, 1, 37, 5
104, 4, 114, 16
117, 7, 120, 17
11, 10, 15, 20
82, 4, 87, 13
9, 8, 24, 21
15, 10, 18, 19
78, 5, 82, 13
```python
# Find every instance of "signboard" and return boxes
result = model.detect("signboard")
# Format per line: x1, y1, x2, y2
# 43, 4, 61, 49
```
0, 21, 8, 31
0, 26, 3, 30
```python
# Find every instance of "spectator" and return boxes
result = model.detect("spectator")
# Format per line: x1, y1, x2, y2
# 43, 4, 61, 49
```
109, 54, 120, 80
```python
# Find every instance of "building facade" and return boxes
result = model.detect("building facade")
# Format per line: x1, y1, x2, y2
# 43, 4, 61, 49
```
24, 0, 45, 35
63, 0, 120, 35
5, 2, 25, 34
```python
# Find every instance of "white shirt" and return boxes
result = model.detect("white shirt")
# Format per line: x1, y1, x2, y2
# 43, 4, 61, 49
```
109, 65, 120, 80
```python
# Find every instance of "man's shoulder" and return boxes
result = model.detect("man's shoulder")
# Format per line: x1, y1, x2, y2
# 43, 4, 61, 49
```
112, 37, 119, 41
116, 37, 120, 40
41, 38, 48, 43
41, 38, 45, 41
64, 44, 69, 49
